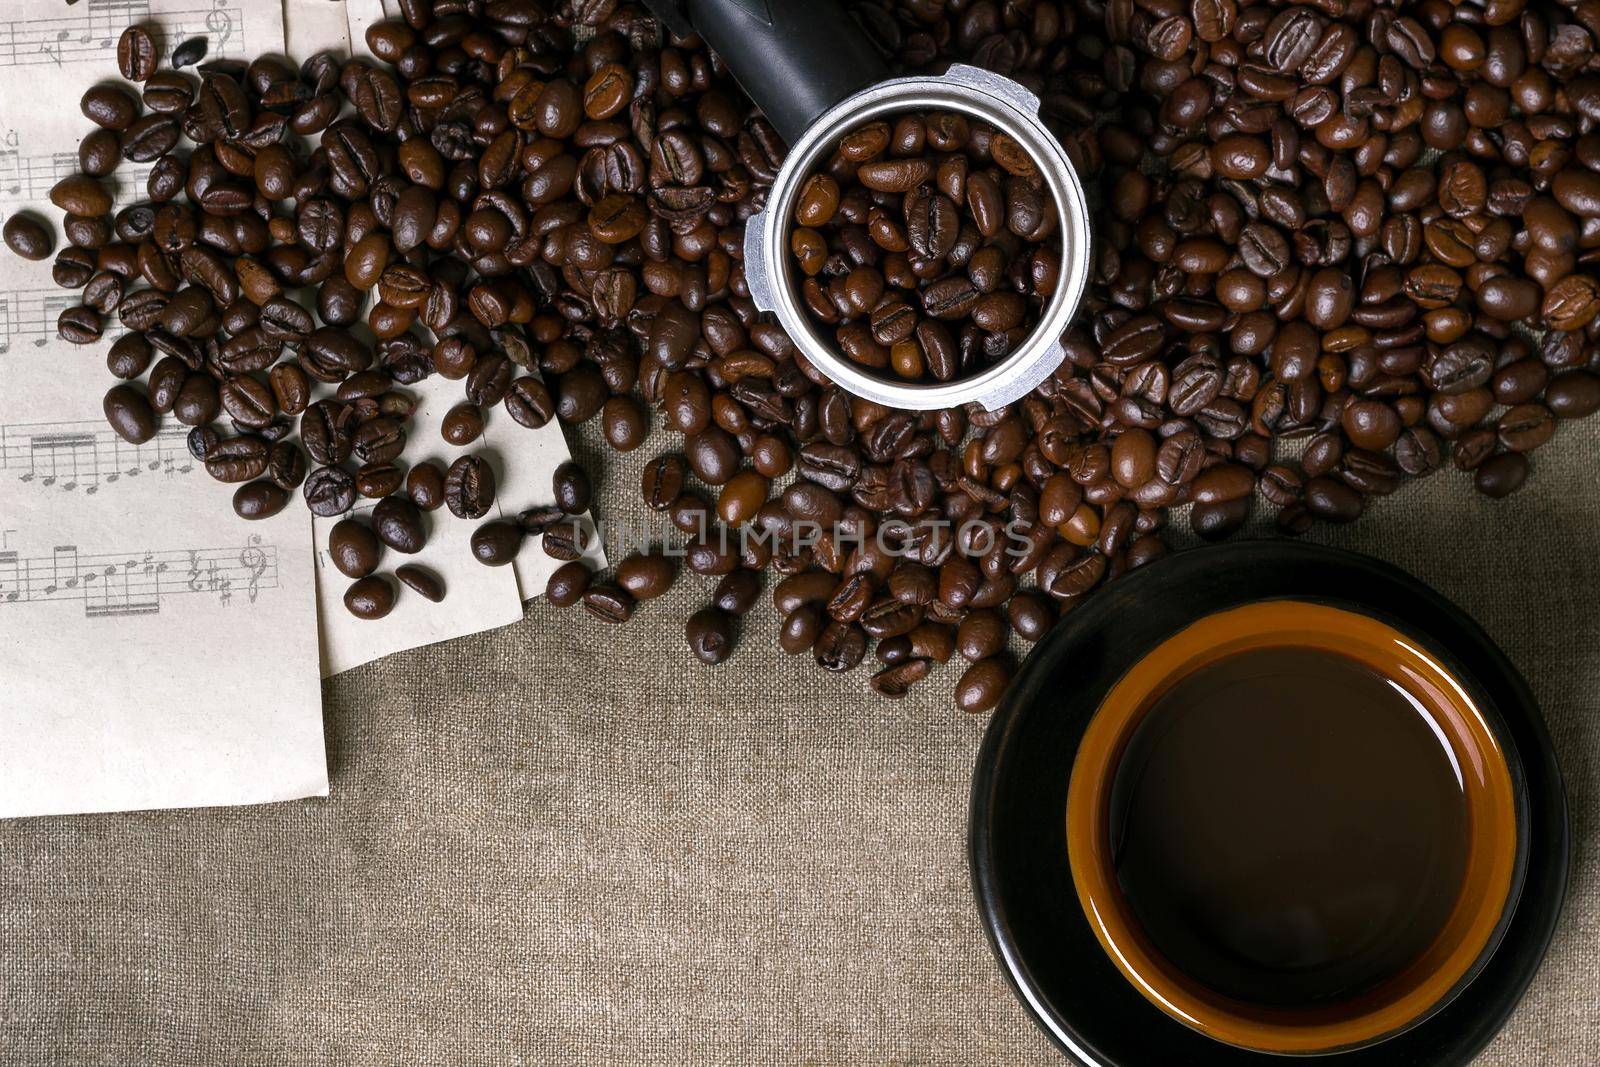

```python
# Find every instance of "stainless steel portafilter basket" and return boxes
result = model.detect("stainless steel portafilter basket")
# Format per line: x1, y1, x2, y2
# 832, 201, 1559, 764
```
643, 0, 1093, 413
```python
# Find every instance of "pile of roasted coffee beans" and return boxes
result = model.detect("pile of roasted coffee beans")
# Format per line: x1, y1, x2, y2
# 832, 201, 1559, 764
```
7, 1, 1600, 709
789, 112, 1060, 381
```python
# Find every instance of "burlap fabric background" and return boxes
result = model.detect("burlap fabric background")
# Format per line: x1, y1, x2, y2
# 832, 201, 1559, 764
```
0, 410, 1592, 1066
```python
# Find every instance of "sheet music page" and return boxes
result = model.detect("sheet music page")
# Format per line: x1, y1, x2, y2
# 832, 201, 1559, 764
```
0, 0, 329, 818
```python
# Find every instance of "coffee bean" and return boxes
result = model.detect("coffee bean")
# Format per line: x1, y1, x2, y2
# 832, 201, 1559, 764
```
505, 377, 555, 429
1498, 404, 1556, 453
552, 460, 591, 515
685, 607, 735, 665
57, 305, 101, 344
4, 214, 54, 260
202, 436, 268, 483
545, 560, 592, 608
406, 461, 446, 511
344, 575, 395, 620
955, 659, 1010, 713
267, 441, 307, 490
1475, 452, 1529, 499
233, 480, 289, 520
440, 403, 484, 446
642, 454, 685, 511
582, 584, 634, 624
303, 465, 356, 517
81, 86, 139, 131
617, 551, 678, 600
396, 564, 445, 602
712, 569, 762, 616
1547, 372, 1600, 419
117, 26, 159, 81
172, 36, 208, 67
372, 495, 427, 553
470, 520, 523, 566
814, 621, 867, 673
328, 518, 382, 578
103, 384, 157, 444
1304, 476, 1365, 523
443, 455, 495, 519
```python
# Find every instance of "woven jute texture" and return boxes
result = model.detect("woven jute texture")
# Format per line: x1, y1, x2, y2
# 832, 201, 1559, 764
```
0, 414, 1595, 1066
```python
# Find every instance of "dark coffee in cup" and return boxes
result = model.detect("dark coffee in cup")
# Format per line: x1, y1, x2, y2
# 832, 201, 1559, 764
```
1109, 645, 1471, 1009
1067, 601, 1519, 1054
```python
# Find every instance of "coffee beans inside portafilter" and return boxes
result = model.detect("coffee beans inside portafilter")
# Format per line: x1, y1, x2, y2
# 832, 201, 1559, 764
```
789, 112, 1060, 382
10, 1, 1600, 702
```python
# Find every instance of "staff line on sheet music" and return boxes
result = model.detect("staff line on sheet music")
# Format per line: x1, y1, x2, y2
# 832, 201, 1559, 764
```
0, 539, 277, 617
0, 420, 197, 494
0, 5, 245, 70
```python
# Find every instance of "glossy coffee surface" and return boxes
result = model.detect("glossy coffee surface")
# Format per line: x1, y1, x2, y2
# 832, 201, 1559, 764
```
1110, 646, 1470, 1009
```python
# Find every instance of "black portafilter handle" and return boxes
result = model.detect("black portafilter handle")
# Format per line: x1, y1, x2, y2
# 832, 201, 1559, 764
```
641, 0, 891, 146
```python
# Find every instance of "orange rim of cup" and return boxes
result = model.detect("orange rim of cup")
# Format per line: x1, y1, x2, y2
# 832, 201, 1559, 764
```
1065, 601, 1519, 1055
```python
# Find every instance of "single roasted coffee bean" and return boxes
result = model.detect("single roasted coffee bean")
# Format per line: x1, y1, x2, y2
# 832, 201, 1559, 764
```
57, 305, 102, 343
440, 403, 484, 446
616, 551, 678, 600
955, 658, 1010, 713
3, 213, 54, 260
81, 86, 139, 131
302, 465, 356, 517
172, 36, 208, 67
713, 569, 762, 616
266, 441, 307, 490
354, 461, 403, 499
203, 435, 269, 483
328, 517, 382, 579
396, 564, 445, 602
443, 454, 495, 519
552, 460, 591, 515
871, 658, 931, 698
233, 480, 289, 520
581, 583, 635, 624
685, 607, 735, 665
641, 453, 685, 511
545, 560, 592, 608
117, 26, 159, 81
470, 520, 522, 566
172, 373, 220, 426
79, 128, 122, 176
186, 426, 219, 463
372, 494, 427, 553
406, 461, 445, 511
1474, 453, 1529, 499
344, 574, 395, 620
540, 519, 591, 562
103, 383, 157, 444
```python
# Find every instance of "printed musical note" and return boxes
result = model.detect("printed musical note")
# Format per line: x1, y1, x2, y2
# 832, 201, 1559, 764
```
0, 420, 195, 493
0, 535, 277, 616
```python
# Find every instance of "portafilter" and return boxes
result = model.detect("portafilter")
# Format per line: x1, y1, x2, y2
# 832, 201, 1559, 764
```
641, 0, 1093, 412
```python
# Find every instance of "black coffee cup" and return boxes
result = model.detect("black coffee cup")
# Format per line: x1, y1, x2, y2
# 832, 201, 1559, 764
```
969, 540, 1568, 1065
